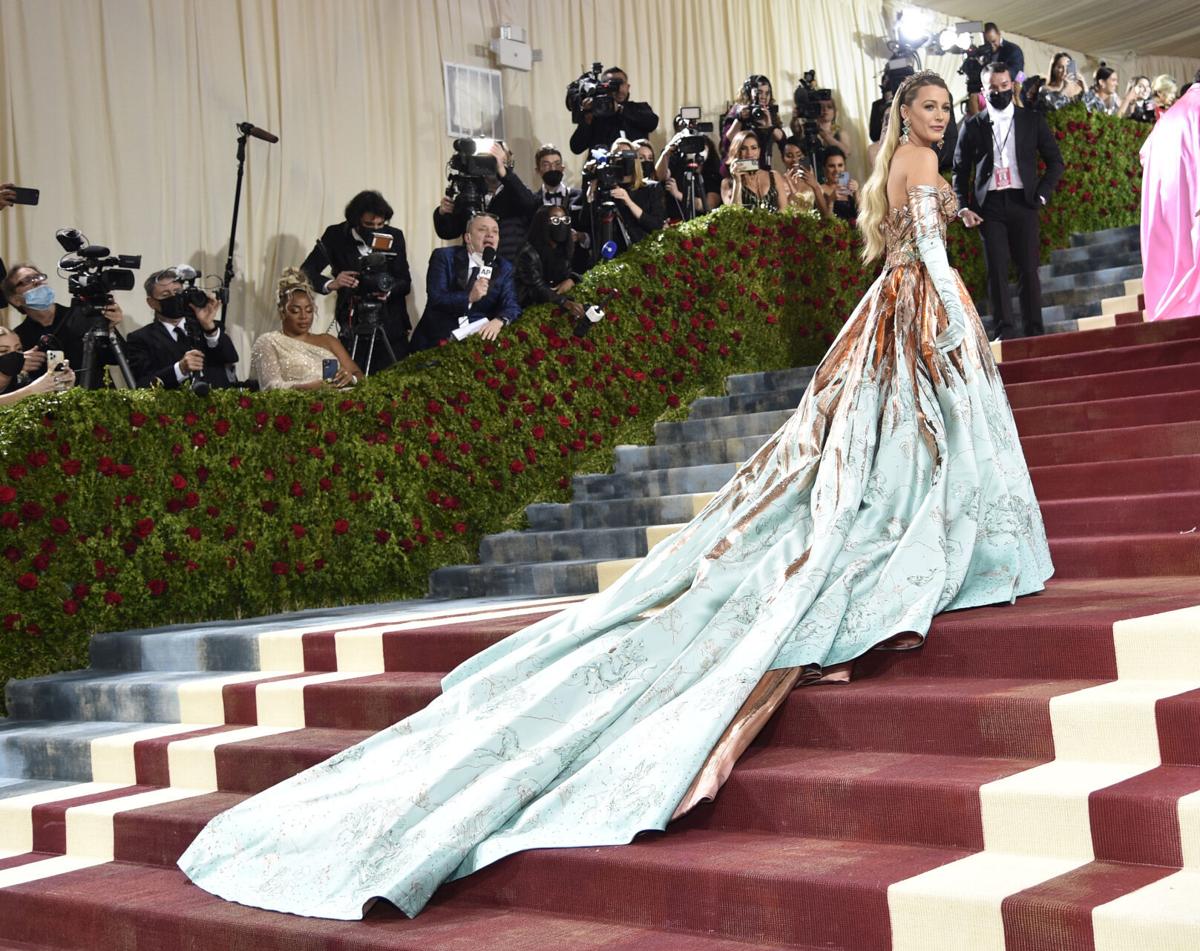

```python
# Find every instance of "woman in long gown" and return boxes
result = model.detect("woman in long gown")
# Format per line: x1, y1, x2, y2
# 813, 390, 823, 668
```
179, 71, 1052, 920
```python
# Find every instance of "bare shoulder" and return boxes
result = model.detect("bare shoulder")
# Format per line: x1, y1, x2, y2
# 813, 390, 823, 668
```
893, 144, 940, 183
307, 334, 340, 353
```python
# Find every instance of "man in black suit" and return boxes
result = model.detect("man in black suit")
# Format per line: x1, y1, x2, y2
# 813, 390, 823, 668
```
953, 62, 1065, 340
411, 213, 520, 352
568, 67, 659, 156
301, 190, 412, 372
435, 141, 538, 264
126, 268, 239, 389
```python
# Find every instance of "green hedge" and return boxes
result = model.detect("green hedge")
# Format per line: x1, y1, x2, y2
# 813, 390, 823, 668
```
0, 105, 1145, 694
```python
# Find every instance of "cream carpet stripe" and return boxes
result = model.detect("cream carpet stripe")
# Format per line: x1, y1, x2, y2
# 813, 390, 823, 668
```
0, 783, 124, 853
889, 852, 1086, 951
165, 726, 296, 791
596, 558, 640, 591
90, 723, 219, 785
1075, 314, 1118, 332
64, 786, 205, 861
990, 339, 1004, 364
177, 671, 272, 724
1093, 869, 1200, 950
645, 524, 687, 548
0, 855, 107, 890
692, 492, 717, 515
1102, 293, 1141, 316
255, 672, 363, 727
1125, 279, 1144, 295
1178, 790, 1200, 868
890, 599, 1200, 948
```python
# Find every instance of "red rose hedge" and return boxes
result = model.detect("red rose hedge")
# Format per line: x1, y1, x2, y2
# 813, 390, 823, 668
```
0, 106, 1142, 695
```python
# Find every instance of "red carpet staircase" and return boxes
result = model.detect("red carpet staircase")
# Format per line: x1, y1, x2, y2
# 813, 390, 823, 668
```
0, 309, 1198, 948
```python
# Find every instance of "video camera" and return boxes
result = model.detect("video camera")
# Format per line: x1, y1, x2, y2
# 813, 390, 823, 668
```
792, 70, 832, 158
55, 229, 140, 306
673, 106, 714, 155
153, 265, 228, 322
958, 46, 991, 94
446, 137, 500, 216
582, 148, 637, 196
566, 63, 623, 120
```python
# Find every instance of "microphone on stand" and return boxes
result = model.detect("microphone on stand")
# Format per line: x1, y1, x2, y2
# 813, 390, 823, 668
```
237, 122, 279, 143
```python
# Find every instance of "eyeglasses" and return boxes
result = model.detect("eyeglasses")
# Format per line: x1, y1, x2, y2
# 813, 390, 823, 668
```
548, 216, 571, 225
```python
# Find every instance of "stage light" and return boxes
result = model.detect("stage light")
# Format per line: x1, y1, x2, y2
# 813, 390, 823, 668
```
896, 9, 930, 45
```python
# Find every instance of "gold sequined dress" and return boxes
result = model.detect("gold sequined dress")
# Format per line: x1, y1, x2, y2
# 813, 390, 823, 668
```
250, 331, 331, 390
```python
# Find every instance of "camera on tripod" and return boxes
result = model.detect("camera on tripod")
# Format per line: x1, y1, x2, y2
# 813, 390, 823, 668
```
446, 137, 500, 216
957, 47, 991, 94
582, 148, 636, 197
565, 63, 623, 119
674, 106, 714, 154
343, 250, 400, 375
55, 228, 140, 389
792, 71, 832, 157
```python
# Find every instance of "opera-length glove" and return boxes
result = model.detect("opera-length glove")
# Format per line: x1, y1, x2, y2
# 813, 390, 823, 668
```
909, 186, 967, 353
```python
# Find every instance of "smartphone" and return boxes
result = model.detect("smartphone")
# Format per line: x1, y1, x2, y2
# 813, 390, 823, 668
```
1066, 58, 1077, 79
10, 187, 39, 206
370, 231, 394, 252
322, 358, 339, 381
46, 349, 65, 371
837, 172, 851, 188
731, 159, 760, 175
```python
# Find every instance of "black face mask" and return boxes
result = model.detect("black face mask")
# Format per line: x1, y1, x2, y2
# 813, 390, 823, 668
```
541, 169, 564, 189
158, 294, 192, 321
0, 351, 26, 379
988, 89, 1013, 110
547, 223, 571, 243
640, 160, 656, 181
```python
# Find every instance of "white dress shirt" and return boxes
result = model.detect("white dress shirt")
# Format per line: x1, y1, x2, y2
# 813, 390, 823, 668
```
985, 100, 1024, 192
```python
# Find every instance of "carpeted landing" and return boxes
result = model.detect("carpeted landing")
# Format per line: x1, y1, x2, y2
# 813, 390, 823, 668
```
1, 314, 1199, 949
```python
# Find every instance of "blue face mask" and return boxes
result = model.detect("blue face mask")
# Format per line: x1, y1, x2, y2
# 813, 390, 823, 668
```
23, 284, 55, 311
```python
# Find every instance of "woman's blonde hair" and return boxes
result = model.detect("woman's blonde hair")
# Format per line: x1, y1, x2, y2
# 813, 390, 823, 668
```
276, 267, 317, 314
858, 70, 950, 264
1152, 74, 1177, 102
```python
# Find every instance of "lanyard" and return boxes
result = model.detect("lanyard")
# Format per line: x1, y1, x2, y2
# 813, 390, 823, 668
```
989, 116, 1014, 168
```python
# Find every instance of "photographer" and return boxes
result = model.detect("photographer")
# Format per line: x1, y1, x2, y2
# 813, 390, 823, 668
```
300, 190, 412, 371
0, 325, 74, 403
721, 75, 786, 171
817, 147, 859, 222
435, 140, 537, 263
966, 24, 1026, 116
127, 268, 239, 389
579, 138, 666, 261
568, 66, 659, 156
657, 113, 723, 221
1, 263, 120, 380
514, 206, 585, 322
1038, 53, 1084, 111
411, 213, 520, 351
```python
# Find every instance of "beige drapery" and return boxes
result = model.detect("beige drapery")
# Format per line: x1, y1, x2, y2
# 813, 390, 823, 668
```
1, 1, 1194, 374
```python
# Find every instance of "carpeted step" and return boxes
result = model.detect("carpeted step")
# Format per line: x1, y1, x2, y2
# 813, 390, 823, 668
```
612, 433, 772, 474
1001, 314, 1200, 363
1030, 454, 1200, 500
686, 383, 809, 420
525, 492, 712, 532
0, 861, 779, 951
571, 462, 738, 502
999, 337, 1200, 385
1038, 491, 1200, 537
480, 524, 652, 565
1067, 224, 1138, 247
1052, 234, 1139, 266
1005, 361, 1200, 409
1050, 532, 1200, 578
1037, 245, 1142, 280
1020, 420, 1200, 467
653, 408, 793, 445
723, 365, 817, 397
1012, 389, 1200, 437
1024, 262, 1142, 298
430, 557, 611, 599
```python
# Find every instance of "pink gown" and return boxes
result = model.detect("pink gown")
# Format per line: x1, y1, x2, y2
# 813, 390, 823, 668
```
1140, 84, 1200, 321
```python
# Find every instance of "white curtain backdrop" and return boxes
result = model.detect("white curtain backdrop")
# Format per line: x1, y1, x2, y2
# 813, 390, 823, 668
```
1, 0, 1193, 374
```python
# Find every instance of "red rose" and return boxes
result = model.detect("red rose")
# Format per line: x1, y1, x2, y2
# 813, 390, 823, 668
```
26, 450, 49, 469
509, 460, 525, 474
271, 561, 290, 576
627, 405, 640, 417
103, 590, 123, 605
62, 599, 80, 615
17, 572, 39, 591
185, 526, 202, 541
292, 523, 307, 539
130, 412, 149, 428
453, 521, 467, 534
290, 480, 305, 498
73, 583, 91, 600
319, 477, 333, 491
324, 431, 339, 445
374, 529, 391, 544
274, 414, 294, 434
214, 419, 230, 436
21, 501, 45, 521
333, 519, 349, 535
229, 455, 242, 469
260, 500, 278, 514
172, 474, 188, 490
146, 579, 168, 596
192, 432, 208, 447
134, 517, 155, 538
0, 486, 15, 504
7, 465, 27, 481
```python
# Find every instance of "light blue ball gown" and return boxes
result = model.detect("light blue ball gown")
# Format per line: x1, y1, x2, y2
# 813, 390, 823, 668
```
179, 184, 1053, 919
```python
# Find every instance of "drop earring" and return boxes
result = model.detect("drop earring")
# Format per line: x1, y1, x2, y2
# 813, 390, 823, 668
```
900, 117, 911, 144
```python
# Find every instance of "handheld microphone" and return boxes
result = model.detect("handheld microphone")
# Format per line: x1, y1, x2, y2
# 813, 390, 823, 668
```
237, 122, 279, 144
478, 246, 497, 281
573, 304, 606, 338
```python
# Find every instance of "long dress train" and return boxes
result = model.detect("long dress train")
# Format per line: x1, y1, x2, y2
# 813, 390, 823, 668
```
179, 185, 1053, 919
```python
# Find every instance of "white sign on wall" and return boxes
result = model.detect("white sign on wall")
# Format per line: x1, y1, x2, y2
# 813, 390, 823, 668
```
443, 63, 505, 140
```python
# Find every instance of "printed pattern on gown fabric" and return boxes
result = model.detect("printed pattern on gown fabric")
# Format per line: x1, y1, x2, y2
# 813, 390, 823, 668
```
178, 184, 1054, 920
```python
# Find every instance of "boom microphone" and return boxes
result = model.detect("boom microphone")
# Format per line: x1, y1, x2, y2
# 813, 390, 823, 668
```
237, 122, 279, 144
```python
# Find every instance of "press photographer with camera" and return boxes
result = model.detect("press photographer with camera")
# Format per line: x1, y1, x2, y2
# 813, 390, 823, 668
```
567, 65, 659, 156
436, 139, 537, 263
514, 205, 586, 322
579, 138, 666, 263
657, 110, 722, 221
965, 24, 1026, 116
721, 75, 786, 171
790, 71, 852, 165
411, 212, 520, 351
720, 131, 798, 213
300, 190, 412, 372
0, 325, 74, 405
127, 267, 239, 390
1, 262, 123, 383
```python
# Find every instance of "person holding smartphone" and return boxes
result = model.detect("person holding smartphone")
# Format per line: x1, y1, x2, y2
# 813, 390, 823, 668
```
1038, 53, 1084, 111
0, 183, 39, 309
721, 131, 796, 211
817, 147, 859, 222
301, 190, 412, 371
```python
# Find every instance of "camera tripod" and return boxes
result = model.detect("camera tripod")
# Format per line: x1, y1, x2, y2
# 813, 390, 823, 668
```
679, 161, 710, 220
591, 197, 631, 265
345, 307, 398, 378
76, 304, 135, 390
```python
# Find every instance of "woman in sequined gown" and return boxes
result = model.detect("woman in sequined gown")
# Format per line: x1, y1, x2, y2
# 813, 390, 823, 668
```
180, 72, 1052, 920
